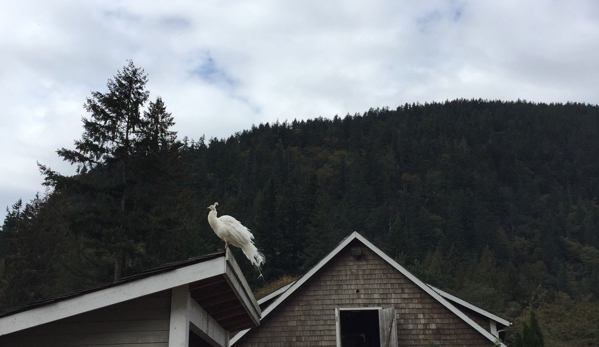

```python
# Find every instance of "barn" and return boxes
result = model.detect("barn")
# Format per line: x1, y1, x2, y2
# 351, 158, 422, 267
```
0, 249, 260, 347
232, 232, 510, 347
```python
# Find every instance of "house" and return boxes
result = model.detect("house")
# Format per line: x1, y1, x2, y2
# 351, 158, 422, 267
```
0, 249, 260, 347
232, 232, 510, 347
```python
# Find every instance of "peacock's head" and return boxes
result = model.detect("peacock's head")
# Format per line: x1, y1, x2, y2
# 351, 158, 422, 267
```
207, 202, 219, 211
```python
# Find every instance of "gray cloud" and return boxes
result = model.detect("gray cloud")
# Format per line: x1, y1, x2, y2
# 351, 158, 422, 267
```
2, 0, 599, 220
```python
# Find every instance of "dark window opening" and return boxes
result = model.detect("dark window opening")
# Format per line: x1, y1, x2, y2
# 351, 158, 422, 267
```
189, 331, 213, 347
340, 310, 381, 347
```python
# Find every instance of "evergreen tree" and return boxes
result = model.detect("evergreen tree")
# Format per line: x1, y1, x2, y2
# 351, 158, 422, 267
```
0, 194, 72, 309
0, 200, 22, 256
39, 61, 160, 281
137, 97, 178, 155
514, 310, 544, 347
54, 60, 150, 176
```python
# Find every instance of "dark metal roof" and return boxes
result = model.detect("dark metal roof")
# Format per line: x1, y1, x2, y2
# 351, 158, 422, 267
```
0, 252, 225, 319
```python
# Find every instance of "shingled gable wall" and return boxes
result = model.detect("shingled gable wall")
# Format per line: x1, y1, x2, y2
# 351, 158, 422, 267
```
237, 239, 494, 346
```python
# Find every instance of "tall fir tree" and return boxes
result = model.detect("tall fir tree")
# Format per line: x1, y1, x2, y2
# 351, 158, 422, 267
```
40, 61, 157, 281
514, 310, 544, 347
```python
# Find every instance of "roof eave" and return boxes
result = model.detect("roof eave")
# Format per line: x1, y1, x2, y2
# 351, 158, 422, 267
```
427, 284, 511, 327
0, 251, 261, 337
224, 248, 262, 328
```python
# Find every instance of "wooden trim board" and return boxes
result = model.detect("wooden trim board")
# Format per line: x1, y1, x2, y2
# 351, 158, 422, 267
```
1, 256, 225, 336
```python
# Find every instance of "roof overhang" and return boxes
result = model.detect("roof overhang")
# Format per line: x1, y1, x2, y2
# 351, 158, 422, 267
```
427, 285, 511, 328
257, 281, 296, 310
0, 249, 260, 336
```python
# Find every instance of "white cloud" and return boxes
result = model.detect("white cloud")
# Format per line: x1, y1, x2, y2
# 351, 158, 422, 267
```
1, 0, 599, 220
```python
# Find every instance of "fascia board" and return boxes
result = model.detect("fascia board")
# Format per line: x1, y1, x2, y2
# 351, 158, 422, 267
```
427, 285, 511, 327
257, 281, 296, 305
0, 256, 226, 336
225, 249, 261, 327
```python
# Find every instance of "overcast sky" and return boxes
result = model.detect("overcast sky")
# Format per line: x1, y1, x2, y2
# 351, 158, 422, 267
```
1, 0, 599, 221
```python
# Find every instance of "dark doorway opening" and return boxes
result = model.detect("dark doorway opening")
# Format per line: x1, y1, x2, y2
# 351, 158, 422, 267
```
340, 310, 381, 347
189, 331, 214, 347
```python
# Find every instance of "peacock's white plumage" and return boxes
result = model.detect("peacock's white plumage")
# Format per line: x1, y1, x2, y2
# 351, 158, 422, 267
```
207, 203, 265, 274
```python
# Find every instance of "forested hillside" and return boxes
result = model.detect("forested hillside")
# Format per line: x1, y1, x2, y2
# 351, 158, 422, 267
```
2, 63, 599, 346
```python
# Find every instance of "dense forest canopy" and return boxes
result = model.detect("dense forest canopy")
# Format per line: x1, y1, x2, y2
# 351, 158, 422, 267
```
2, 63, 599, 346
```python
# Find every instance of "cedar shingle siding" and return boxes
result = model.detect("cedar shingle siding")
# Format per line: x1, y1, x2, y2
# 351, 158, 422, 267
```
237, 240, 493, 346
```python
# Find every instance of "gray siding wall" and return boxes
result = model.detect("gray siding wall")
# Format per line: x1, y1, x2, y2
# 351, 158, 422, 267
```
0, 290, 171, 347
238, 240, 494, 347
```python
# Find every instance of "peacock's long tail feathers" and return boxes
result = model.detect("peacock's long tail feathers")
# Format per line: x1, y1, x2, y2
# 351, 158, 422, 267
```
241, 243, 265, 267
254, 251, 265, 267
254, 252, 265, 280
240, 244, 265, 279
